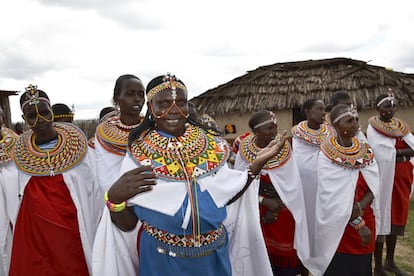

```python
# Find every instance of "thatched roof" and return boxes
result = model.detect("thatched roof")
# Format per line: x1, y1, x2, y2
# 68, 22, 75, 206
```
0, 90, 18, 96
191, 57, 414, 116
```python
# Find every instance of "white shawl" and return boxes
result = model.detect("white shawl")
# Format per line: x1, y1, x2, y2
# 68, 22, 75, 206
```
304, 152, 380, 276
367, 125, 414, 235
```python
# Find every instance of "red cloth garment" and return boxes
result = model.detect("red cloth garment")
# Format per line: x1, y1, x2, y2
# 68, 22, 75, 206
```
391, 139, 414, 226
337, 173, 376, 254
259, 175, 298, 268
9, 174, 89, 276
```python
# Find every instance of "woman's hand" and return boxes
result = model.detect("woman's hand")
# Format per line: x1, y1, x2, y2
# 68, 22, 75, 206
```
262, 198, 284, 214
108, 165, 157, 204
261, 210, 278, 224
357, 225, 372, 246
252, 131, 288, 173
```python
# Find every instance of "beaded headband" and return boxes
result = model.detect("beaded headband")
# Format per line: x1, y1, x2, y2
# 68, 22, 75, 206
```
377, 89, 395, 107
332, 104, 358, 124
54, 114, 74, 119
21, 84, 50, 110
253, 111, 277, 129
147, 73, 187, 101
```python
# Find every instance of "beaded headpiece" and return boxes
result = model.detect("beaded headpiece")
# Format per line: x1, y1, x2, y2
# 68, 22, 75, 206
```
21, 84, 50, 110
147, 73, 187, 101
377, 88, 395, 107
332, 104, 358, 124
253, 111, 277, 129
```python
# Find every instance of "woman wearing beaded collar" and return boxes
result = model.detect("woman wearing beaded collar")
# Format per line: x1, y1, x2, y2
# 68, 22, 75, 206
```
94, 74, 145, 193
4, 85, 100, 275
291, 98, 333, 261
306, 104, 380, 275
367, 92, 414, 276
0, 106, 19, 275
235, 110, 310, 276
93, 73, 287, 276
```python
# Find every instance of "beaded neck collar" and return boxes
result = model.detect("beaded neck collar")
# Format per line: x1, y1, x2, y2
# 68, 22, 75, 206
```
368, 116, 410, 138
96, 112, 143, 156
129, 124, 229, 181
0, 127, 19, 164
292, 121, 333, 146
239, 133, 291, 170
321, 136, 374, 169
14, 123, 87, 176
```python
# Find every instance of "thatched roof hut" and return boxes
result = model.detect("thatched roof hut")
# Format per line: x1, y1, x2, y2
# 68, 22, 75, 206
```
191, 57, 414, 115
190, 57, 414, 140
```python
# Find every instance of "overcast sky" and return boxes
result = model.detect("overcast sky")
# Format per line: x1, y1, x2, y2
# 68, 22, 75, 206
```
1, 0, 414, 123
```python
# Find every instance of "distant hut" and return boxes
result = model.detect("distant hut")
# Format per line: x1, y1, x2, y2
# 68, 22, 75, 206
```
190, 57, 414, 141
0, 89, 19, 128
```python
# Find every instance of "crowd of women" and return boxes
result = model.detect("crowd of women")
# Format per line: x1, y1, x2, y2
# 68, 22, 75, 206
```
0, 73, 413, 276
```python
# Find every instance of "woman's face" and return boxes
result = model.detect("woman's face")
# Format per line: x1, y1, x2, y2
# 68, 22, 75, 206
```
254, 121, 278, 147
306, 101, 325, 125
377, 99, 396, 122
22, 101, 54, 136
116, 78, 145, 117
150, 88, 189, 137
334, 115, 360, 139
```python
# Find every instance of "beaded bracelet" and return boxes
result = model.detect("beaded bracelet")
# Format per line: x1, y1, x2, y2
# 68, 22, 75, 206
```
104, 191, 127, 212
352, 219, 366, 230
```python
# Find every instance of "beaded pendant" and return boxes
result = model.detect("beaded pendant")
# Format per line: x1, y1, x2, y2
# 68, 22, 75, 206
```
14, 123, 87, 176
0, 127, 19, 164
239, 134, 291, 170
368, 116, 410, 138
129, 125, 230, 180
321, 136, 374, 169
96, 113, 143, 155
291, 121, 333, 146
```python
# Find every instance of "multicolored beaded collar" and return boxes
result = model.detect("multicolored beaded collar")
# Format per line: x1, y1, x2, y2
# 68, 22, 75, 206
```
14, 123, 87, 176
129, 124, 229, 181
0, 127, 19, 164
321, 136, 374, 169
96, 112, 143, 156
291, 121, 333, 146
368, 116, 410, 138
239, 133, 291, 170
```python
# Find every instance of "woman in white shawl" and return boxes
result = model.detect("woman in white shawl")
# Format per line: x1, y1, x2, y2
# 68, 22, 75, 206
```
306, 104, 380, 276
291, 98, 333, 254
367, 92, 414, 276
235, 110, 310, 276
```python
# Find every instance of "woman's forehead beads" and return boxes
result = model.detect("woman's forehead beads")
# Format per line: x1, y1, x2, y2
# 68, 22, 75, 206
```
21, 84, 50, 110
147, 73, 187, 102
253, 111, 278, 129
377, 89, 395, 107
333, 104, 358, 124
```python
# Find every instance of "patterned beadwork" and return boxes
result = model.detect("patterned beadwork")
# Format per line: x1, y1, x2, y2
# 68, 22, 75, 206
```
291, 121, 333, 146
368, 116, 410, 138
96, 112, 143, 156
129, 125, 230, 180
0, 127, 19, 164
321, 136, 374, 169
239, 134, 291, 170
143, 222, 224, 247
13, 123, 87, 176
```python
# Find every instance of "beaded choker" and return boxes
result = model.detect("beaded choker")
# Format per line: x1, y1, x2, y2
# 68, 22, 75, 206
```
0, 127, 19, 164
129, 124, 229, 180
321, 136, 374, 169
14, 123, 87, 176
291, 121, 333, 146
239, 134, 291, 170
368, 116, 410, 138
96, 113, 143, 156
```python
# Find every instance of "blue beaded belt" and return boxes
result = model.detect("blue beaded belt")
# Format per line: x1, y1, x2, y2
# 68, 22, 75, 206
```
142, 222, 226, 258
